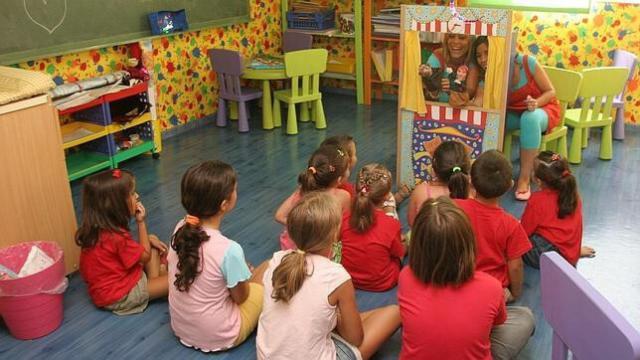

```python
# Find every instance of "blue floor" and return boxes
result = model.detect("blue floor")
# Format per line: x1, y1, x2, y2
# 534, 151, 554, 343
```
2, 93, 639, 359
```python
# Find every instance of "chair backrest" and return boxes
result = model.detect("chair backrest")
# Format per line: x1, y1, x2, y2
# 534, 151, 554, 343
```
284, 49, 328, 98
282, 30, 313, 53
543, 66, 583, 126
577, 67, 629, 123
612, 49, 638, 101
540, 252, 640, 360
208, 48, 244, 97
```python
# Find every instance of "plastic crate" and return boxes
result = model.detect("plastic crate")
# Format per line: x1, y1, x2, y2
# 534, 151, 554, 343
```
287, 7, 336, 30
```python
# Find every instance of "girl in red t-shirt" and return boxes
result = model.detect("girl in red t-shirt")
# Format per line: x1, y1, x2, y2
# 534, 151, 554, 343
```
76, 169, 168, 315
399, 197, 534, 360
340, 164, 405, 291
521, 151, 596, 268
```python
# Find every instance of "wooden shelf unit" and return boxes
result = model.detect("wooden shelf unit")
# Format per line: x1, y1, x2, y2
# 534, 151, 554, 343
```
58, 82, 161, 181
282, 0, 364, 104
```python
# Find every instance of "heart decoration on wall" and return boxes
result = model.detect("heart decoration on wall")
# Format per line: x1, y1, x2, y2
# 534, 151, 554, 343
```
23, 0, 68, 35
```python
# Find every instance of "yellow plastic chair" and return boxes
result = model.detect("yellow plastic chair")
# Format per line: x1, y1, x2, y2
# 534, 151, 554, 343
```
564, 67, 629, 164
273, 49, 328, 135
503, 66, 583, 162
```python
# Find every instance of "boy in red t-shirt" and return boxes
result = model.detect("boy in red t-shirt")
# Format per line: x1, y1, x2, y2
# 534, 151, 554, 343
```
455, 150, 532, 302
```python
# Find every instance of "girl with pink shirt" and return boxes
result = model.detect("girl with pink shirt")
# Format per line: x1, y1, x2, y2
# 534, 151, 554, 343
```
168, 161, 267, 353
275, 144, 352, 250
258, 192, 401, 360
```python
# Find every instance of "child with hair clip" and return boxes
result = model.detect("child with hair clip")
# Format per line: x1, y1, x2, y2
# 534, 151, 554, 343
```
77, 169, 168, 315
340, 164, 405, 291
275, 144, 352, 250
407, 140, 471, 227
258, 192, 401, 360
168, 161, 267, 352
321, 135, 359, 198
399, 197, 535, 360
521, 151, 595, 268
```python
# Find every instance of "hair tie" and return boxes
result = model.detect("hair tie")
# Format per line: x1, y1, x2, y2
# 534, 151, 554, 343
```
185, 214, 200, 226
452, 166, 462, 174
295, 249, 305, 255
551, 153, 561, 161
308, 166, 317, 175
329, 165, 336, 172
431, 201, 440, 207
561, 170, 571, 178
112, 169, 122, 179
360, 185, 369, 195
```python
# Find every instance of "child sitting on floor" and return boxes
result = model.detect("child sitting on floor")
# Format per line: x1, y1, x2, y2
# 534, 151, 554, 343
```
76, 169, 168, 315
321, 135, 359, 198
340, 164, 405, 291
258, 192, 401, 360
521, 151, 595, 268
455, 150, 532, 302
399, 197, 534, 360
275, 144, 351, 250
168, 161, 267, 352
407, 140, 471, 227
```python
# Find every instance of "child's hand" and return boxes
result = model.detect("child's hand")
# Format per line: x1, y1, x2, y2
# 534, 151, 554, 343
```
135, 202, 146, 223
150, 236, 168, 254
525, 95, 537, 111
418, 64, 432, 77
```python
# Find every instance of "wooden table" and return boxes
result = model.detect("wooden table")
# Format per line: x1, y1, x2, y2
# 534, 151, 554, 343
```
242, 67, 287, 130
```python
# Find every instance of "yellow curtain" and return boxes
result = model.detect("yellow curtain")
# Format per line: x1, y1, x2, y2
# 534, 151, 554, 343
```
400, 30, 427, 115
483, 36, 506, 110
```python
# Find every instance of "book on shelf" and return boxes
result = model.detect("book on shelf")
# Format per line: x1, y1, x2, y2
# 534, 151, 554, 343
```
384, 50, 393, 81
291, 1, 331, 13
371, 49, 393, 82
371, 9, 400, 37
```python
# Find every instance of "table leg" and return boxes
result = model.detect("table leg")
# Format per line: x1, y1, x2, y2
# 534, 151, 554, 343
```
262, 80, 274, 130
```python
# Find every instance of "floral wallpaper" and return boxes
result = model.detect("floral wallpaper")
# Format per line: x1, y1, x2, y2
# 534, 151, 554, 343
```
513, 2, 640, 124
14, 0, 639, 129
16, 0, 281, 130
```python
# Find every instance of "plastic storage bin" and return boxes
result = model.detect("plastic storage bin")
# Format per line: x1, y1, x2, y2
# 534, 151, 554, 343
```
287, 7, 336, 30
0, 242, 67, 340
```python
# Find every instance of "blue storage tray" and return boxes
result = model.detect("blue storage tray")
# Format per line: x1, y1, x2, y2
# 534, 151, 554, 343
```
287, 7, 335, 30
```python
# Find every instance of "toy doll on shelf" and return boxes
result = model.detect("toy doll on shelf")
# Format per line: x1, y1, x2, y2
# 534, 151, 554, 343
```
125, 43, 150, 85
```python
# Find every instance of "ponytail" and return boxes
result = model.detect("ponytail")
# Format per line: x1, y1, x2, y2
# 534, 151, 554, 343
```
351, 164, 392, 233
298, 145, 349, 194
534, 151, 579, 219
271, 250, 308, 303
271, 192, 342, 302
171, 221, 209, 292
433, 141, 471, 199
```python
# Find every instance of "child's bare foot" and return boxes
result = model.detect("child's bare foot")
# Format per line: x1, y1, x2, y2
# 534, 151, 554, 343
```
580, 246, 596, 258
394, 183, 412, 204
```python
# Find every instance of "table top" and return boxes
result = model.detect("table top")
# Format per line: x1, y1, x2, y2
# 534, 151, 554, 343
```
242, 67, 287, 80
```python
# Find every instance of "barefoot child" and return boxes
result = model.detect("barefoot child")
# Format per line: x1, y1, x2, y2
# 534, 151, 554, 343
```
521, 151, 595, 268
77, 169, 168, 315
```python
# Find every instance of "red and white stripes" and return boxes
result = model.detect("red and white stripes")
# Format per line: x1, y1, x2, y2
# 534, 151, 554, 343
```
411, 19, 497, 36
420, 105, 487, 127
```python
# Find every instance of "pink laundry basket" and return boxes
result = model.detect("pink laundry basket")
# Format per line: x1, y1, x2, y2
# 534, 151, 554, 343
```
0, 241, 67, 340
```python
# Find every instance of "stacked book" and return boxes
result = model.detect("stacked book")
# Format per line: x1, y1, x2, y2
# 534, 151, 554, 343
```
291, 1, 331, 12
372, 8, 400, 37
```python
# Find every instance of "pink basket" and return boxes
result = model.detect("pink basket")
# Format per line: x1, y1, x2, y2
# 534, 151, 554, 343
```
0, 242, 66, 340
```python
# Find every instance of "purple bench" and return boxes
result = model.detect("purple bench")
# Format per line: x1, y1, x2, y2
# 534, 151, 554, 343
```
540, 252, 640, 359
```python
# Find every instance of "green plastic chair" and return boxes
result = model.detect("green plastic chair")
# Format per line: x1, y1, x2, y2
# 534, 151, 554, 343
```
565, 67, 629, 164
503, 66, 583, 162
273, 49, 328, 135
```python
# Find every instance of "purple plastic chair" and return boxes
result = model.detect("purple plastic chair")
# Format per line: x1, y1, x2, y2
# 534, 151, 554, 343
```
208, 49, 262, 133
611, 49, 637, 140
540, 252, 640, 360
282, 30, 313, 53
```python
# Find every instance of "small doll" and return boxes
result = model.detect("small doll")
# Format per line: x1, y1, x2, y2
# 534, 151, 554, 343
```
125, 43, 150, 84
450, 65, 468, 93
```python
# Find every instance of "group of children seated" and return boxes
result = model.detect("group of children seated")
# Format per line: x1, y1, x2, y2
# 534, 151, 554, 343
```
74, 134, 594, 359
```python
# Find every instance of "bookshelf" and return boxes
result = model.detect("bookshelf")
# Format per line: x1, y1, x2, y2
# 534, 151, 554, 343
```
281, 1, 364, 104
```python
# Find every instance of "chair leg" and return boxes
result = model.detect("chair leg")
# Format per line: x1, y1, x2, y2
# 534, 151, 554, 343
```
581, 128, 588, 149
540, 140, 548, 152
216, 98, 227, 127
600, 124, 613, 160
238, 101, 249, 133
229, 101, 239, 120
314, 99, 326, 130
613, 108, 625, 140
558, 135, 568, 158
569, 127, 583, 164
503, 132, 513, 163
286, 102, 298, 135
300, 101, 310, 122
273, 98, 282, 129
